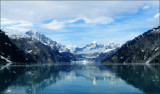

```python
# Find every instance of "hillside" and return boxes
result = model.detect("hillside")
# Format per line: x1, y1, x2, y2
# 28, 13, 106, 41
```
0, 30, 35, 64
10, 38, 76, 63
103, 26, 160, 63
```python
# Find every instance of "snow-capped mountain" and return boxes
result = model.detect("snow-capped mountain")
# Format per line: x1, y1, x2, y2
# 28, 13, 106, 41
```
72, 41, 120, 54
3, 29, 69, 53
1, 28, 30, 39
2, 28, 121, 62
1, 29, 76, 62
68, 41, 121, 61
25, 30, 70, 53
0, 30, 35, 63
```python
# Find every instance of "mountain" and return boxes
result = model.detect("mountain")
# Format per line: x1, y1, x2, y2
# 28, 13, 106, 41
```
25, 30, 70, 52
3, 29, 76, 63
103, 26, 160, 63
3, 29, 70, 53
94, 48, 119, 61
0, 30, 35, 64
69, 41, 120, 61
11, 38, 70, 63
74, 41, 120, 54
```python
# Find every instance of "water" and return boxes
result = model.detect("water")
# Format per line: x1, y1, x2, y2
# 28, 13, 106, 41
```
0, 63, 160, 94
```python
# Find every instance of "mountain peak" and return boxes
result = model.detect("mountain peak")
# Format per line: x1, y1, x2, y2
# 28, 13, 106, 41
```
2, 28, 29, 39
25, 29, 37, 36
92, 41, 98, 45
25, 30, 69, 53
28, 29, 37, 33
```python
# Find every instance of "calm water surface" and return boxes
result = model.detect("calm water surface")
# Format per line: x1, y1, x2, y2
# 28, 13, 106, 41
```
0, 63, 160, 94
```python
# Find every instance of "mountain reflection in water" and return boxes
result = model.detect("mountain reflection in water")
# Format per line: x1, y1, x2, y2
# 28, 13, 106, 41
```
0, 63, 160, 94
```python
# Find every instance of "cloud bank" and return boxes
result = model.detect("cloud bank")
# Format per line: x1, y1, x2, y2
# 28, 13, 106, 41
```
1, 1, 159, 46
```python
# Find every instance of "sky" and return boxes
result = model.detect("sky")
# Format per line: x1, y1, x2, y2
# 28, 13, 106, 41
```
1, 1, 159, 47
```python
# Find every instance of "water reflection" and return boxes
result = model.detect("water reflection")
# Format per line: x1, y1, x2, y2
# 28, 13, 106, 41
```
107, 64, 160, 94
0, 63, 160, 94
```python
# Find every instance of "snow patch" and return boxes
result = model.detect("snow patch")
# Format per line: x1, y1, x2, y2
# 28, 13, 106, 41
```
0, 55, 12, 70
6, 89, 11, 93
93, 41, 97, 45
146, 52, 160, 63
103, 49, 115, 53
155, 47, 159, 51
27, 50, 32, 53
0, 55, 12, 63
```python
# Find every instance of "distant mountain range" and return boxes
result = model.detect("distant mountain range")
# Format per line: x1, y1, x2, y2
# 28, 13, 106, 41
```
69, 41, 120, 61
1, 29, 120, 63
103, 26, 160, 63
1, 26, 159, 64
73, 41, 120, 54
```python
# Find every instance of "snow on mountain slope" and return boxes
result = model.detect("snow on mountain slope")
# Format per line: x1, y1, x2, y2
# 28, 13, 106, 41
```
66, 45, 77, 52
0, 30, 35, 63
2, 28, 121, 61
25, 30, 70, 53
25, 30, 54, 45
1, 28, 30, 39
72, 41, 120, 54
67, 41, 121, 61
2, 29, 69, 53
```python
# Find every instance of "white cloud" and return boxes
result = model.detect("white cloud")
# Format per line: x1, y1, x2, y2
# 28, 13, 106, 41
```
4, 27, 29, 32
1, 18, 32, 31
1, 1, 158, 31
154, 13, 160, 19
82, 17, 113, 25
143, 5, 150, 9
42, 17, 113, 30
42, 20, 64, 30
13, 23, 32, 27
1, 1, 158, 24
1, 1, 159, 46
1, 18, 17, 25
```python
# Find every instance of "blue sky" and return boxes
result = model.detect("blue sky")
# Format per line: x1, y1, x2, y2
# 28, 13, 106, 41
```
1, 1, 159, 47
